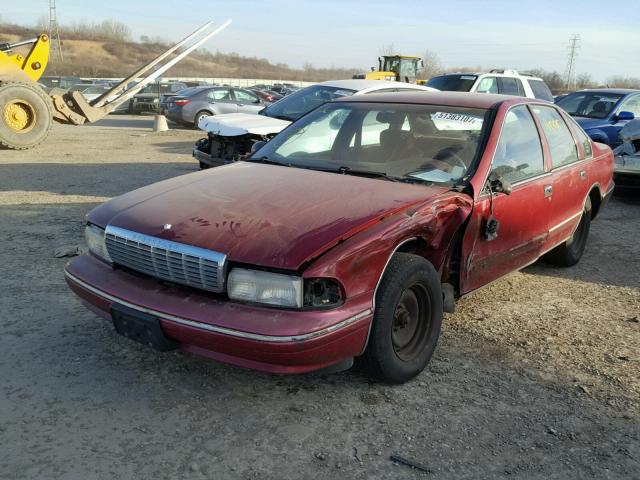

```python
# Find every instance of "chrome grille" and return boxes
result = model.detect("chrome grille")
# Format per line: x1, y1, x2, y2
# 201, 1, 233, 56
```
105, 225, 226, 293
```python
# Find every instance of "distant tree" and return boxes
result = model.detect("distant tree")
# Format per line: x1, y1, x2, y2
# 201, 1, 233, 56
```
575, 73, 594, 89
380, 43, 396, 56
36, 15, 48, 32
527, 69, 565, 93
606, 76, 640, 89
421, 49, 442, 80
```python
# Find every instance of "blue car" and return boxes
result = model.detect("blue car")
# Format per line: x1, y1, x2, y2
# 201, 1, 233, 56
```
555, 89, 640, 148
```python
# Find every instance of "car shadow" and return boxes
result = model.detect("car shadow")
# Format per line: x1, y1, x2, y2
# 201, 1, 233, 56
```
152, 140, 200, 155
524, 197, 640, 288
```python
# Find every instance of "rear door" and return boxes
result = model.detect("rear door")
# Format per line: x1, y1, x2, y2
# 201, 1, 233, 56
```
461, 105, 550, 293
207, 88, 237, 114
530, 104, 588, 250
498, 77, 526, 97
232, 89, 265, 114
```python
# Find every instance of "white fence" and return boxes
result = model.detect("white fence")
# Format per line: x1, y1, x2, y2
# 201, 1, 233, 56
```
81, 77, 316, 88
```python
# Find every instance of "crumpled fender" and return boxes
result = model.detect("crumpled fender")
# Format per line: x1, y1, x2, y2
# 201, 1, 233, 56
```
303, 192, 474, 303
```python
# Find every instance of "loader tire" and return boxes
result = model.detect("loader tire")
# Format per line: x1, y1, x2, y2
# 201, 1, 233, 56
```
0, 81, 53, 150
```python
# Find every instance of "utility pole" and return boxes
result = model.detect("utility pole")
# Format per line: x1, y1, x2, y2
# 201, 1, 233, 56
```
564, 34, 580, 91
49, 0, 63, 61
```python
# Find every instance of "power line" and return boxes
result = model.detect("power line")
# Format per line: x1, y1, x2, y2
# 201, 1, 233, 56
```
49, 0, 63, 61
564, 34, 580, 90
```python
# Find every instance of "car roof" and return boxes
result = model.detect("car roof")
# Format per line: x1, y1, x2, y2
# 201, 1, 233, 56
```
317, 79, 432, 92
333, 90, 534, 109
569, 88, 640, 95
434, 72, 544, 81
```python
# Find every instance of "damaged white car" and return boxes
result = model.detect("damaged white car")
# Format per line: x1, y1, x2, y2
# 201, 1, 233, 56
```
613, 118, 640, 195
192, 79, 436, 168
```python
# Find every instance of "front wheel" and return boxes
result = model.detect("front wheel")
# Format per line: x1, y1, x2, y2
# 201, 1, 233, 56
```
361, 253, 443, 384
0, 82, 53, 150
544, 197, 592, 267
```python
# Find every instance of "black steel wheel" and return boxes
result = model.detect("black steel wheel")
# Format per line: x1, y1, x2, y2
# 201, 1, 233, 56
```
544, 196, 592, 267
361, 252, 443, 383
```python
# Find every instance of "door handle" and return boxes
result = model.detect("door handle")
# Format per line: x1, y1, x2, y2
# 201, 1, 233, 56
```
580, 170, 586, 180
544, 185, 553, 197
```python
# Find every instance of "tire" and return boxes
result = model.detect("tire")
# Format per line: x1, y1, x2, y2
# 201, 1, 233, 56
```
544, 197, 592, 267
194, 110, 212, 129
0, 81, 53, 150
199, 161, 210, 170
361, 253, 443, 384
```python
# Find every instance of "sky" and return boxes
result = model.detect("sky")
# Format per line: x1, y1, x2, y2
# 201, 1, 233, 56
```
4, 0, 640, 81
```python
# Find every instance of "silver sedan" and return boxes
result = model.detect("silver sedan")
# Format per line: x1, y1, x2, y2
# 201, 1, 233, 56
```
166, 86, 266, 126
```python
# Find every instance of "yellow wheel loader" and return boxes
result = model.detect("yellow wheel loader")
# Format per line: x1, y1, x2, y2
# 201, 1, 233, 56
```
0, 20, 231, 150
353, 55, 425, 84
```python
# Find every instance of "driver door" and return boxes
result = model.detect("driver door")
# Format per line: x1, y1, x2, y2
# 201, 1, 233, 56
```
461, 105, 551, 294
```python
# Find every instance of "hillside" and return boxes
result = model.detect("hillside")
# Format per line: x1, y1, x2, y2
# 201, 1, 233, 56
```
0, 23, 359, 81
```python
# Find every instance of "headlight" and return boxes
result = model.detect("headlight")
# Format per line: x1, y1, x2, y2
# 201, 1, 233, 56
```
85, 224, 112, 263
228, 268, 302, 308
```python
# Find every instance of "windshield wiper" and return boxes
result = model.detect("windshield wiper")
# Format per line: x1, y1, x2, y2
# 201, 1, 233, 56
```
305, 165, 401, 182
249, 156, 289, 167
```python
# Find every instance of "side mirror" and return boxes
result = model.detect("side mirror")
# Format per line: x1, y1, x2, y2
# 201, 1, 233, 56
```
616, 111, 635, 121
250, 140, 267, 154
487, 172, 512, 195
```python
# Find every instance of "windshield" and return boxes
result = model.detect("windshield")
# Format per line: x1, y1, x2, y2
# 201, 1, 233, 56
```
261, 85, 356, 122
556, 92, 624, 119
138, 83, 186, 95
426, 74, 477, 92
252, 102, 488, 186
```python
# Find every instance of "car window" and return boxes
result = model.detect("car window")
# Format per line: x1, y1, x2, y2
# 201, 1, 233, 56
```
476, 76, 499, 94
275, 107, 351, 157
491, 105, 545, 183
527, 80, 553, 102
618, 95, 640, 117
531, 105, 579, 168
208, 89, 232, 102
234, 89, 262, 104
564, 115, 593, 158
499, 77, 525, 97
426, 74, 477, 92
556, 92, 623, 119
261, 85, 357, 122
256, 102, 487, 186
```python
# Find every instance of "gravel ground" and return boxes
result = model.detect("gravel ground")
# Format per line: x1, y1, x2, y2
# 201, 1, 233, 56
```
1, 116, 638, 480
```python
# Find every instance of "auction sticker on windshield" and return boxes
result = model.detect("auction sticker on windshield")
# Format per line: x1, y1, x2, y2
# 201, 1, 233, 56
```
431, 111, 483, 130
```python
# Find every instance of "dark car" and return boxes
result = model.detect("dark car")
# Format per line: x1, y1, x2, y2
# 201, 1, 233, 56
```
165, 86, 266, 126
38, 76, 82, 94
249, 88, 283, 104
555, 89, 640, 148
130, 82, 187, 114
66, 92, 613, 383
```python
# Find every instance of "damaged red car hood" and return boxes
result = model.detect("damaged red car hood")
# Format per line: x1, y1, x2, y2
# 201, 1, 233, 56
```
89, 162, 448, 270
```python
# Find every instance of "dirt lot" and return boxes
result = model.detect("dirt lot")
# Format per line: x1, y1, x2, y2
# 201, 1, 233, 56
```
1, 116, 638, 479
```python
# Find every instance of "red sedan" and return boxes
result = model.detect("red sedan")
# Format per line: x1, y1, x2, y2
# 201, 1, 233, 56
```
65, 92, 614, 383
